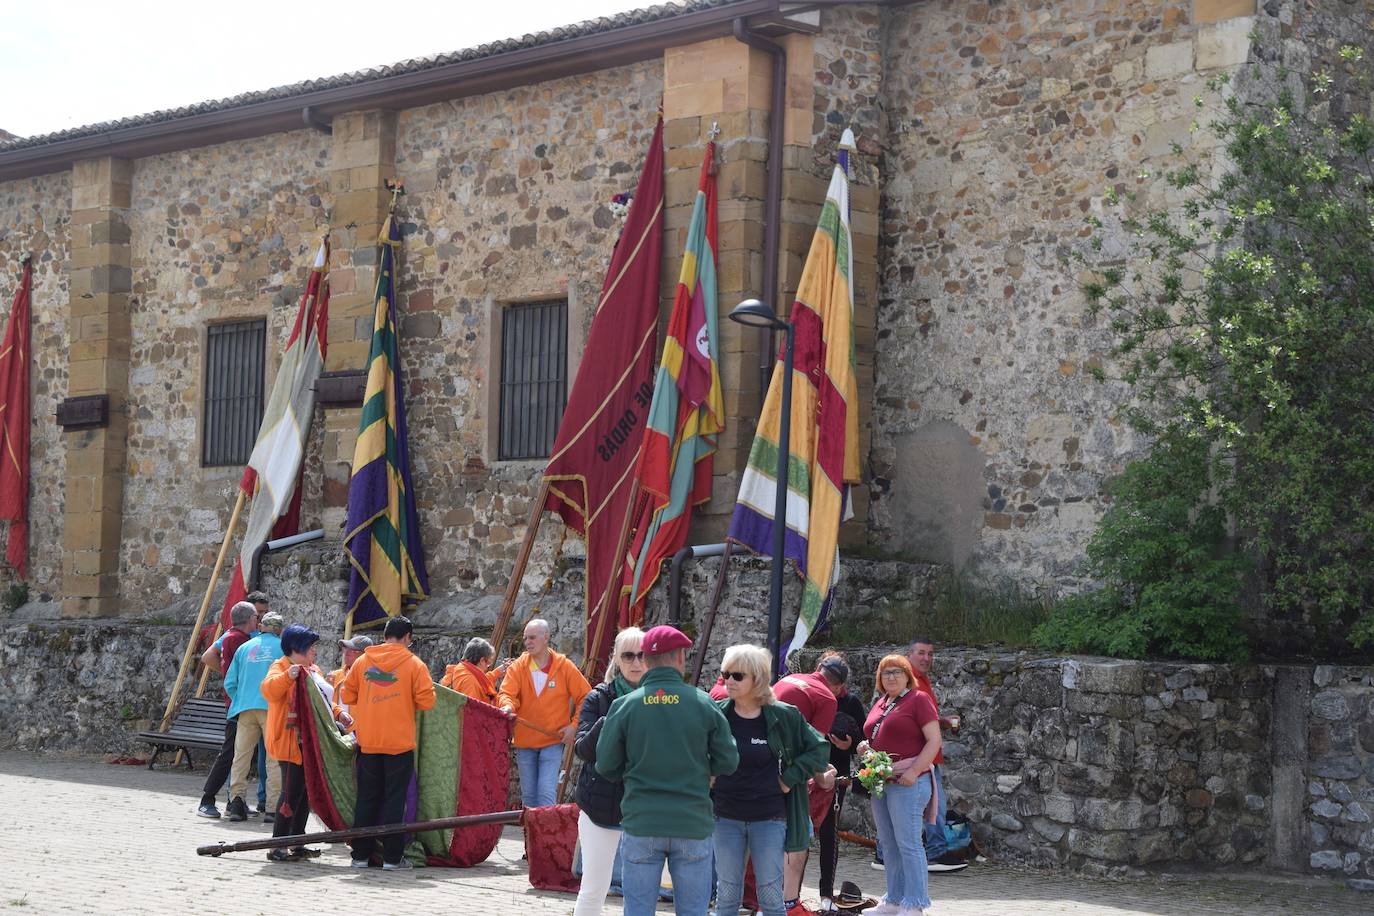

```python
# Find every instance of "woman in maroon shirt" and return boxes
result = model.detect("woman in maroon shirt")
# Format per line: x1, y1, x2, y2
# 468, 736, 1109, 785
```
857, 655, 941, 916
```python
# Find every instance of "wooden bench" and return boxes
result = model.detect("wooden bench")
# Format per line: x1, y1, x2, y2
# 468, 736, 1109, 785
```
135, 697, 228, 770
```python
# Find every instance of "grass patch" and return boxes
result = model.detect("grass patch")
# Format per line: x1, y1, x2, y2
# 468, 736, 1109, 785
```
825, 571, 1049, 648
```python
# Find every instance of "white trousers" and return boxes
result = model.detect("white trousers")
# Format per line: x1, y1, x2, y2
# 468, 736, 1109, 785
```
573, 810, 623, 916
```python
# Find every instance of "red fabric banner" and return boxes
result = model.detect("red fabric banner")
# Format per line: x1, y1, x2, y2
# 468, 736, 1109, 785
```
523, 802, 581, 892
542, 117, 664, 669
0, 260, 31, 576
432, 697, 513, 867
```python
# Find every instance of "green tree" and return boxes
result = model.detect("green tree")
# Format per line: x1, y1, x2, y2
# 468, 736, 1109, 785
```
1055, 45, 1374, 653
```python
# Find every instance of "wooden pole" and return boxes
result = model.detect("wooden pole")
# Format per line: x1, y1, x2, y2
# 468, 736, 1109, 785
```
558, 479, 644, 803
491, 478, 550, 653
690, 540, 734, 686
197, 808, 523, 857
159, 489, 246, 731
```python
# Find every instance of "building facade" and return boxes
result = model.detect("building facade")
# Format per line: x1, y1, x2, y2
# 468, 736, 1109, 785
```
0, 0, 1339, 620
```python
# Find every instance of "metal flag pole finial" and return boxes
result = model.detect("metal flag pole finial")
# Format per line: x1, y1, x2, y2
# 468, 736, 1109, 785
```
708, 120, 721, 140
385, 178, 405, 214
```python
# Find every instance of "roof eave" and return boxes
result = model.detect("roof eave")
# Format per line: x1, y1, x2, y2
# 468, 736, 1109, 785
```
0, 0, 782, 183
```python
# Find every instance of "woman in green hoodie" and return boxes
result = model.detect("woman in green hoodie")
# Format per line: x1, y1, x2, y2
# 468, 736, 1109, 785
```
713, 644, 832, 916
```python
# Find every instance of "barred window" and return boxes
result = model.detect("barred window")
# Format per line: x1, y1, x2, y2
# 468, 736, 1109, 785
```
202, 319, 266, 467
499, 299, 568, 460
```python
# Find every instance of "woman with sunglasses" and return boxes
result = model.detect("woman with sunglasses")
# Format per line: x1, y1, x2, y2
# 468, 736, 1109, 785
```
713, 644, 831, 916
856, 655, 941, 916
572, 627, 646, 916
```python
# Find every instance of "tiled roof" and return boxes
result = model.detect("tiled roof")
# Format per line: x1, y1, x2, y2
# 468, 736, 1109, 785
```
0, 0, 749, 154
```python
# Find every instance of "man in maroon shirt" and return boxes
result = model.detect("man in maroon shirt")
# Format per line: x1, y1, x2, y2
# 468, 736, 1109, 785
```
904, 637, 965, 873
194, 595, 264, 818
772, 659, 846, 916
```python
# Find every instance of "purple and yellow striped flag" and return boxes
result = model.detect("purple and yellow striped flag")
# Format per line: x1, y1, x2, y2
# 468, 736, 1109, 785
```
727, 129, 860, 664
619, 142, 723, 622
343, 215, 429, 631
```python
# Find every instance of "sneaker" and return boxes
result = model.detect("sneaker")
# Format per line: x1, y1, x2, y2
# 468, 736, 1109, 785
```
927, 853, 968, 874
266, 848, 293, 862
870, 855, 885, 871
257, 802, 267, 815
226, 797, 248, 822
262, 812, 275, 825
196, 803, 221, 819
867, 902, 901, 916
382, 858, 413, 870
350, 858, 372, 869
896, 908, 924, 916
288, 847, 321, 860
818, 898, 838, 915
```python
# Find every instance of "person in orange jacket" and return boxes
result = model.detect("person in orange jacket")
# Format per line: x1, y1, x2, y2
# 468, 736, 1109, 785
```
328, 634, 373, 731
260, 623, 327, 863
340, 616, 436, 869
440, 637, 507, 704
498, 618, 592, 808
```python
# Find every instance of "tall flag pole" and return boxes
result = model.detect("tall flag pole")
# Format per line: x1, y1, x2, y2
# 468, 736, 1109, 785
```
727, 128, 860, 663
343, 183, 430, 633
217, 238, 331, 627
0, 255, 31, 576
618, 140, 723, 624
540, 116, 665, 667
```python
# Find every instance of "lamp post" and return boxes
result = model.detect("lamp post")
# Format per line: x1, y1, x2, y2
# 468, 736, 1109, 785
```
728, 298, 794, 681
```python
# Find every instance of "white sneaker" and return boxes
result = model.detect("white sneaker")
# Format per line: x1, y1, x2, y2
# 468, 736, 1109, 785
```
867, 903, 901, 916
897, 908, 924, 916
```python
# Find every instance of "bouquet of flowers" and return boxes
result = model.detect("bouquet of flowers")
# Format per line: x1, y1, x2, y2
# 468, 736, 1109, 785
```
856, 749, 895, 798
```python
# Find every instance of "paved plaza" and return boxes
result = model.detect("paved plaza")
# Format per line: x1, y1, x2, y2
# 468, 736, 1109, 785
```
0, 752, 1367, 915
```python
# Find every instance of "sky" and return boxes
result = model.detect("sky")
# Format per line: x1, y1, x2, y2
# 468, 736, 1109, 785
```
0, 0, 656, 138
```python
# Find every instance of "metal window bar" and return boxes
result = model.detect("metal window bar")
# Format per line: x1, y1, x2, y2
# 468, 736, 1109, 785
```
498, 300, 568, 461
202, 319, 266, 467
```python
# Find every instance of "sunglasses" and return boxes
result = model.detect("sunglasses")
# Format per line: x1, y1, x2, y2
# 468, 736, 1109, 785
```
721, 671, 747, 682
619, 651, 644, 662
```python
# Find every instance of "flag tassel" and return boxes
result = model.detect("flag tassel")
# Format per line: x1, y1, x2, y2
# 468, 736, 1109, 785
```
159, 488, 246, 731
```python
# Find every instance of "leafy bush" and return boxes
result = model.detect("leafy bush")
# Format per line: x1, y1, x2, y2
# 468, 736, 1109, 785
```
1034, 435, 1249, 661
1067, 42, 1374, 651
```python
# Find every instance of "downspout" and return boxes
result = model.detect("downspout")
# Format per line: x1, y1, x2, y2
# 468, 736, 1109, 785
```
732, 17, 786, 397
667, 543, 729, 624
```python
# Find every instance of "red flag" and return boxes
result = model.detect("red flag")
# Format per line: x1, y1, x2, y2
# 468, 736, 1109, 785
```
542, 117, 664, 668
0, 259, 31, 576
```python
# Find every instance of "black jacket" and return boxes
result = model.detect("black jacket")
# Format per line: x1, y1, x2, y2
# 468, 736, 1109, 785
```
574, 680, 624, 828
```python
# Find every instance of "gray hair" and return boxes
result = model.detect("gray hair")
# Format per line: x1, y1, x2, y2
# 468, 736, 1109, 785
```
463, 637, 496, 665
524, 618, 551, 637
721, 644, 775, 705
229, 601, 257, 627
604, 627, 645, 684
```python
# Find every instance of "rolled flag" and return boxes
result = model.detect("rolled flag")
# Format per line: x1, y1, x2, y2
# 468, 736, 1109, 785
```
0, 258, 31, 576
727, 129, 861, 665
619, 140, 723, 623
218, 240, 330, 628
342, 215, 429, 630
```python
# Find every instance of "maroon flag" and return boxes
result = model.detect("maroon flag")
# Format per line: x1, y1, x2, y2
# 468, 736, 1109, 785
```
542, 117, 664, 667
0, 258, 31, 576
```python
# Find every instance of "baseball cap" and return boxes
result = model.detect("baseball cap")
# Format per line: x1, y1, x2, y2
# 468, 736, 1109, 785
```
819, 655, 850, 683
642, 625, 692, 655
259, 611, 285, 630
340, 635, 374, 651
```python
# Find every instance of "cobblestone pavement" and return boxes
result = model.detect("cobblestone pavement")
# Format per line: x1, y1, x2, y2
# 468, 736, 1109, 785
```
0, 753, 1368, 915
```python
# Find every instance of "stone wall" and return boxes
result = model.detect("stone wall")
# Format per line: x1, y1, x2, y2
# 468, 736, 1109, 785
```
1307, 665, 1374, 880
869, 0, 1247, 583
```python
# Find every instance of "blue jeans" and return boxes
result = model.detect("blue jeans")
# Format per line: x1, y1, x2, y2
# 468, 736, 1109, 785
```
515, 744, 563, 808
871, 776, 933, 910
256, 739, 268, 809
713, 817, 786, 916
621, 833, 713, 916
923, 764, 948, 860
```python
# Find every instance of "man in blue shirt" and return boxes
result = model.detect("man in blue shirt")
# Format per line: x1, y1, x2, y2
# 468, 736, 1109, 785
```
223, 611, 284, 822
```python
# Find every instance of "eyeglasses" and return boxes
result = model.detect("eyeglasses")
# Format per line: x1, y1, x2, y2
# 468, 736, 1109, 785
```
880, 669, 907, 677
619, 651, 644, 662
721, 671, 747, 682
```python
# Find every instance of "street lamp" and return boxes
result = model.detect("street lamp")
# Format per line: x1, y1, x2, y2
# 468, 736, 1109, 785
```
728, 298, 794, 681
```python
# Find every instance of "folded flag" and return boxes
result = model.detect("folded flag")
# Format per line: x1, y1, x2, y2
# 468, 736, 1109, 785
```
727, 129, 861, 664
343, 215, 429, 631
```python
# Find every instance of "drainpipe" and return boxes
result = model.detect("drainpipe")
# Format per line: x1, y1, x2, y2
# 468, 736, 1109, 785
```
732, 17, 786, 398
301, 106, 333, 135
667, 543, 729, 624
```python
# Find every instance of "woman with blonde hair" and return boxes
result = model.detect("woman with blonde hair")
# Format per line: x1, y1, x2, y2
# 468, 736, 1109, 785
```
857, 655, 941, 916
712, 644, 831, 916
572, 627, 647, 916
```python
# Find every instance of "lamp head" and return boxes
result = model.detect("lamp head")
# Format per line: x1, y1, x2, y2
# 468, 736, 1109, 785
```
728, 298, 787, 330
